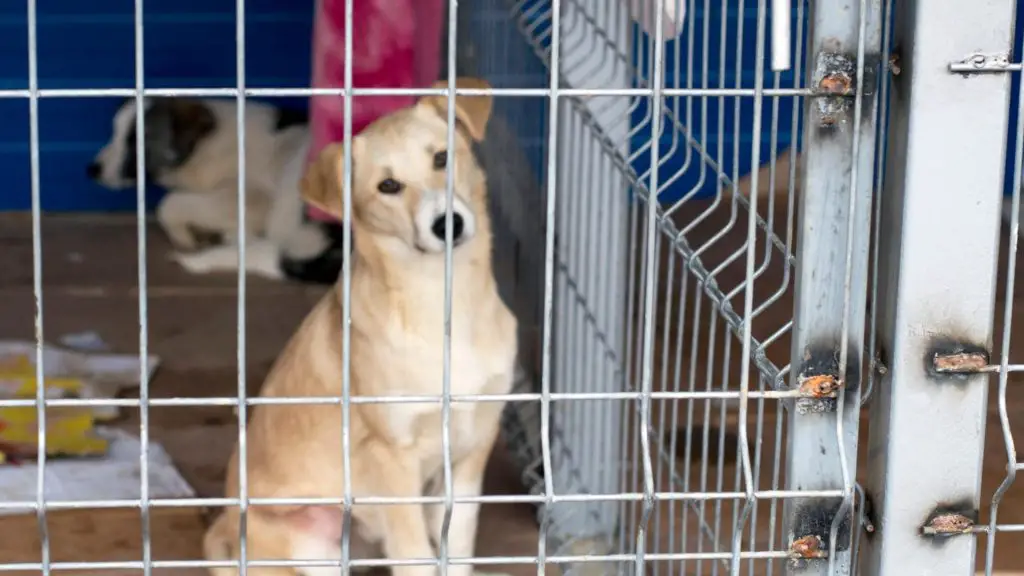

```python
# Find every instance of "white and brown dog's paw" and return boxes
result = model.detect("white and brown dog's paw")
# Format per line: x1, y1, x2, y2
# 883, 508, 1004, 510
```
169, 242, 286, 280
169, 250, 221, 275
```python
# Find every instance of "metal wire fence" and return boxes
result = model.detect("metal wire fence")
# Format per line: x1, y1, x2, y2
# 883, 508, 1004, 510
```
6, 0, 1024, 574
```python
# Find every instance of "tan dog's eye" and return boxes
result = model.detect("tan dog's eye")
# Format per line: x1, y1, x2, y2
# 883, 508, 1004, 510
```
377, 178, 404, 194
433, 150, 448, 170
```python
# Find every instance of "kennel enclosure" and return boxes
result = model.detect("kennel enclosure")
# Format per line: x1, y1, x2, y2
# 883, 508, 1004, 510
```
4, 0, 1024, 574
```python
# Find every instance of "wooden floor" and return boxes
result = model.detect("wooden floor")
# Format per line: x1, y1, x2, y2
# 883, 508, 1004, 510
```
1, 205, 1023, 574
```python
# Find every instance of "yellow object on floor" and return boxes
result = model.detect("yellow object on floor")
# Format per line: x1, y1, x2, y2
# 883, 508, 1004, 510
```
0, 352, 108, 462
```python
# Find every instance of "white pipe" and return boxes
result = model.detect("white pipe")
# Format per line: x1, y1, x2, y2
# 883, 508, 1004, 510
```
629, 0, 685, 41
772, 0, 792, 71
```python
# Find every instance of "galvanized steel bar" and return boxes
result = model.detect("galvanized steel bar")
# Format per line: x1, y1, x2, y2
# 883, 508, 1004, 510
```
860, 0, 1015, 573
438, 0, 459, 572
0, 86, 816, 98
984, 10, 1024, 572
340, 0, 356, 571
539, 0, 563, 571
132, 0, 151, 575
635, 0, 667, 571
0, 388, 827, 409
234, 0, 249, 574
783, 0, 882, 575
0, 486, 848, 512
0, 547, 838, 573
730, 0, 768, 571
26, 0, 49, 573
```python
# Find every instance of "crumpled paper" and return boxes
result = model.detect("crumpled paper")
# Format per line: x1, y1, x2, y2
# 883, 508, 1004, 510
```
0, 428, 193, 515
0, 340, 159, 461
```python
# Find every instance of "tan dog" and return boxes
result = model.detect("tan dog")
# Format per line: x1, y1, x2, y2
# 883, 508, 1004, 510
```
202, 78, 518, 576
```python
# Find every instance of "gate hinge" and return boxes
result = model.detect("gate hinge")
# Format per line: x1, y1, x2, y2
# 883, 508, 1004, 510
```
949, 52, 1023, 75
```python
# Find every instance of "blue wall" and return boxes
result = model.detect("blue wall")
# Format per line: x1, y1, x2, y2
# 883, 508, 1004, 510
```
0, 1, 1018, 212
0, 0, 313, 212
1005, 1, 1024, 198
494, 0, 807, 207
629, 1, 807, 206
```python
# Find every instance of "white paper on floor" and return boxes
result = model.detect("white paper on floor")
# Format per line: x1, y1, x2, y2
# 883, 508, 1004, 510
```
0, 339, 159, 387
59, 330, 110, 352
0, 339, 160, 420
0, 428, 194, 516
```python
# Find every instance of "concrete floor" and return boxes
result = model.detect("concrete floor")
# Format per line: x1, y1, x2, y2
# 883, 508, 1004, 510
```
1, 207, 1023, 574
0, 213, 541, 575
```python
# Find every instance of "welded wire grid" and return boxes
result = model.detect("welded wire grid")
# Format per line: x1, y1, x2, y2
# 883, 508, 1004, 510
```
471, 0, 864, 574
3, 1, 888, 576
982, 4, 1024, 574
619, 0, 808, 571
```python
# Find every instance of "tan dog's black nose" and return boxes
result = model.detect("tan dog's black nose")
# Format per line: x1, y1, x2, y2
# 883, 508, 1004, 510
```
431, 213, 465, 243
86, 162, 101, 180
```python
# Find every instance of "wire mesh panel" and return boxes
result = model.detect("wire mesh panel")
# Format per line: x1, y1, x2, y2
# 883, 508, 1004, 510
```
461, 0, 633, 566
465, 0, 886, 574
858, 0, 1024, 574
983, 5, 1024, 565
20, 0, 1024, 575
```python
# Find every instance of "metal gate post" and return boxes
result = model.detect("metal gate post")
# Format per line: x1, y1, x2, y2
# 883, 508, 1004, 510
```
783, 0, 882, 574
859, 0, 1015, 573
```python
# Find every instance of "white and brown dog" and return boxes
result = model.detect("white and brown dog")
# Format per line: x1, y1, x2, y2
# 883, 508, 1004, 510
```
201, 77, 518, 576
88, 97, 345, 284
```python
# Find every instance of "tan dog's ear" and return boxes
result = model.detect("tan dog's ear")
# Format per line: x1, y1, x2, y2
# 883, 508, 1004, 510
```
300, 141, 358, 220
422, 77, 494, 142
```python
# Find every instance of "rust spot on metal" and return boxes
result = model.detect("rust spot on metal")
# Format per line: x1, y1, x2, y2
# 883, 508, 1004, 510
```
921, 512, 974, 536
799, 374, 841, 398
789, 535, 826, 559
888, 52, 901, 76
819, 72, 853, 96
933, 351, 989, 374
926, 339, 991, 382
813, 51, 857, 130
794, 347, 846, 410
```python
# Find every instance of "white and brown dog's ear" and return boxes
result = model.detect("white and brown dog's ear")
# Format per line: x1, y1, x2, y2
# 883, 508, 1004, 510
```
144, 97, 217, 170
300, 139, 362, 221
421, 77, 494, 142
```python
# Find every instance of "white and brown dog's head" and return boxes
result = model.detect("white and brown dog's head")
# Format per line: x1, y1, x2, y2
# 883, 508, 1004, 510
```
87, 97, 218, 189
301, 78, 493, 259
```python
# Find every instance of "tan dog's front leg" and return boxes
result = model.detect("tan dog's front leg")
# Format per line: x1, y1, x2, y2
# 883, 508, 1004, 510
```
427, 418, 501, 576
373, 444, 436, 576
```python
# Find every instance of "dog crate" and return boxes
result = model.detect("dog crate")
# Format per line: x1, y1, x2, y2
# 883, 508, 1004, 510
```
4, 0, 1024, 574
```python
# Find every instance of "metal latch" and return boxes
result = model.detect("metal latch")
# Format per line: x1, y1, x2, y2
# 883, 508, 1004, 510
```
949, 52, 1023, 74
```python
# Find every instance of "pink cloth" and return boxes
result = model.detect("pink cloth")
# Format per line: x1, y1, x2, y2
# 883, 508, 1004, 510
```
306, 0, 445, 221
